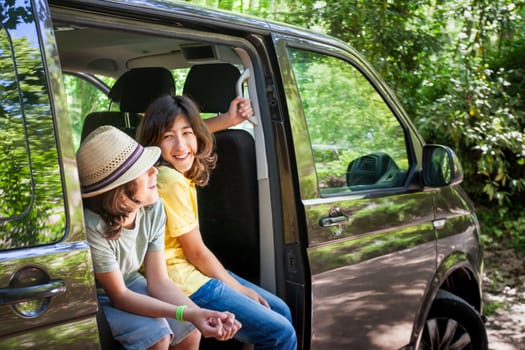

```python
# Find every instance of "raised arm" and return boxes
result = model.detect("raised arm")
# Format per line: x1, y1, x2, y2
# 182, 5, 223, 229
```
204, 96, 253, 133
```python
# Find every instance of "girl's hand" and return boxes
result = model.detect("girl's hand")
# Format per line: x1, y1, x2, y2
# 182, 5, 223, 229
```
222, 96, 253, 127
240, 286, 270, 309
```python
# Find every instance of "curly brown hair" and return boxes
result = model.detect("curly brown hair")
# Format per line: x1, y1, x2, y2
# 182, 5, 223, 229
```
137, 95, 217, 186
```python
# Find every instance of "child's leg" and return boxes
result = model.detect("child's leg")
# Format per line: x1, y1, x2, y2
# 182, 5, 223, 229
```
170, 330, 200, 350
100, 276, 195, 350
228, 271, 293, 323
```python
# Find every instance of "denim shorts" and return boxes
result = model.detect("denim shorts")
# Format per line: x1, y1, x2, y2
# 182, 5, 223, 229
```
98, 276, 195, 350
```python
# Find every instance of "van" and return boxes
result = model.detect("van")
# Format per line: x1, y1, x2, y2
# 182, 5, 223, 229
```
0, 0, 487, 349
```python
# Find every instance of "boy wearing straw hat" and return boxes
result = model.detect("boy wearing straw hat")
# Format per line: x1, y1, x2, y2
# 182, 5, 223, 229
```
76, 125, 241, 350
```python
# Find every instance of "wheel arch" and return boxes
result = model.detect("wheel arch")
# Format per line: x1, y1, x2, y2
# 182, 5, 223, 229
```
410, 253, 483, 347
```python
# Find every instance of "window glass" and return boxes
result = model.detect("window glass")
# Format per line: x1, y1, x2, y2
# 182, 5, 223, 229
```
0, 3, 66, 249
63, 74, 112, 150
288, 48, 409, 195
0, 25, 31, 219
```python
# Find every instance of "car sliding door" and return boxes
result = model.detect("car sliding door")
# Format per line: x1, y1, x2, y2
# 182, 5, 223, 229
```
274, 35, 437, 349
0, 1, 100, 349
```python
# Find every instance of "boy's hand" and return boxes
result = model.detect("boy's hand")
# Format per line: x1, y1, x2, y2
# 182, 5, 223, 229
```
185, 308, 241, 340
211, 311, 242, 340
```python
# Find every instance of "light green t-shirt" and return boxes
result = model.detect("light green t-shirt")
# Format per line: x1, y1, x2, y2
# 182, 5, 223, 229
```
157, 165, 210, 296
85, 199, 165, 288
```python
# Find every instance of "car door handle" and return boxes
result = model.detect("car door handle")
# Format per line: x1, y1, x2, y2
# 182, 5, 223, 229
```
319, 215, 349, 227
0, 279, 66, 305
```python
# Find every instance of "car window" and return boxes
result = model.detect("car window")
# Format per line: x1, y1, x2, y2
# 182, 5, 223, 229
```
0, 14, 66, 249
287, 48, 409, 196
63, 74, 113, 150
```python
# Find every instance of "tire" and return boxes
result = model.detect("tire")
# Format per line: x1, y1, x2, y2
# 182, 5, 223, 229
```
419, 290, 488, 350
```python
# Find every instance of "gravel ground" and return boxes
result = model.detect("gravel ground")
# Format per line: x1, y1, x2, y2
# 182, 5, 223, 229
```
483, 247, 525, 350
485, 286, 525, 349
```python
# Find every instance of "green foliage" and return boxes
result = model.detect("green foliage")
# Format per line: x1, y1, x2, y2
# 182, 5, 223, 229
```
483, 299, 505, 316
478, 204, 525, 253
180, 0, 299, 17
410, 1, 525, 206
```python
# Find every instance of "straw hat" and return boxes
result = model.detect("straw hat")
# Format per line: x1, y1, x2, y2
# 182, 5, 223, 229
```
77, 125, 160, 198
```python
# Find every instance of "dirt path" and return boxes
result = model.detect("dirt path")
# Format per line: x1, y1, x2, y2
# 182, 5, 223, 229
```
483, 247, 525, 350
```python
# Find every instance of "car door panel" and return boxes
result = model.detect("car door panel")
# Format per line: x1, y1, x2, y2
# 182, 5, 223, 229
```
434, 187, 483, 275
0, 245, 97, 336
0, 318, 100, 350
305, 192, 436, 349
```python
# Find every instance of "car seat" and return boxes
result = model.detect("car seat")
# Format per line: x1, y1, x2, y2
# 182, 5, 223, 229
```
183, 64, 259, 350
183, 63, 260, 281
183, 63, 240, 112
346, 151, 400, 187
81, 67, 175, 141
198, 128, 259, 282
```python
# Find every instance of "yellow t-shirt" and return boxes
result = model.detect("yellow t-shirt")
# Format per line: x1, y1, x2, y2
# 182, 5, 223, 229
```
157, 165, 210, 296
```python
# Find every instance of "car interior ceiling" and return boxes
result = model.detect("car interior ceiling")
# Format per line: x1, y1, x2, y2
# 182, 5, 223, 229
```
53, 24, 244, 78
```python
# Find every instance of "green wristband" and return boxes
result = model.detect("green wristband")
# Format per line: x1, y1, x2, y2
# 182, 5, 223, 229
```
175, 305, 187, 322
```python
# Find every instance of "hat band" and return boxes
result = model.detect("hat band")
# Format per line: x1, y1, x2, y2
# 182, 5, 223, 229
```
82, 144, 144, 194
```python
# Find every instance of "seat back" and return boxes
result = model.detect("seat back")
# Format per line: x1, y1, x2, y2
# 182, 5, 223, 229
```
183, 63, 240, 113
81, 111, 141, 141
109, 67, 175, 113
81, 67, 175, 141
197, 129, 260, 283
184, 63, 260, 283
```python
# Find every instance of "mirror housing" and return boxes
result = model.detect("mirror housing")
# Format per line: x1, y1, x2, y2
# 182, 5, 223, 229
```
422, 145, 464, 187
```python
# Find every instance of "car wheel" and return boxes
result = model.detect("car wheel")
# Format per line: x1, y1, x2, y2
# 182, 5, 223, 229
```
419, 290, 488, 350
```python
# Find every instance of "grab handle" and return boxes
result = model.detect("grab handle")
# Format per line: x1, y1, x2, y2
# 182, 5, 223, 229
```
235, 68, 257, 126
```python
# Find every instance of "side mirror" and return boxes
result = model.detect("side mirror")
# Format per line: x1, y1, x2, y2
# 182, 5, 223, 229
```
422, 145, 464, 187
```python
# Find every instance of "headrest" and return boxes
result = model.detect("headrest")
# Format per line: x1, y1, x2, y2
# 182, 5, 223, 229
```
109, 67, 175, 113
183, 63, 240, 113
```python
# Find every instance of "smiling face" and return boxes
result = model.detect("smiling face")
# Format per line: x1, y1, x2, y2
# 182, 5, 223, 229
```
159, 115, 198, 174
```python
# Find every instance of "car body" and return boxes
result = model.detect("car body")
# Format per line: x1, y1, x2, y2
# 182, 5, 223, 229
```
0, 0, 486, 349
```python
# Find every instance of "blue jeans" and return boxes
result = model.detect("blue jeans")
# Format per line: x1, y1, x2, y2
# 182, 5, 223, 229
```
190, 272, 297, 350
